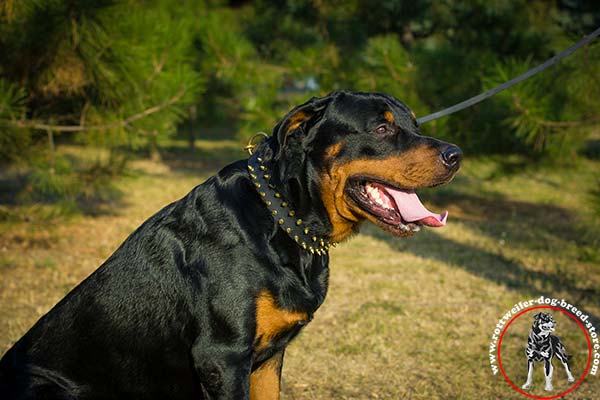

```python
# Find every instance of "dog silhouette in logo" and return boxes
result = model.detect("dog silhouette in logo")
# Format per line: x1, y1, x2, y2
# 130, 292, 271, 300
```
521, 312, 575, 391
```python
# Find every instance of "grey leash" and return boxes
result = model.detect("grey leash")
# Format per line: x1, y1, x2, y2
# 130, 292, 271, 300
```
416, 26, 600, 125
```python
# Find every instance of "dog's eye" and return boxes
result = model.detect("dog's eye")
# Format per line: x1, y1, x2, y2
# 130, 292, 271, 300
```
374, 125, 389, 135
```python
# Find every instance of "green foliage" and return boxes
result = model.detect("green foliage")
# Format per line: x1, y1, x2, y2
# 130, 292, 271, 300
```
0, 0, 205, 205
1, 0, 599, 209
485, 42, 600, 159
0, 78, 29, 161
0, 0, 204, 155
194, 7, 284, 137
74, 0, 204, 148
28, 157, 80, 200
0, 79, 27, 119
355, 35, 423, 112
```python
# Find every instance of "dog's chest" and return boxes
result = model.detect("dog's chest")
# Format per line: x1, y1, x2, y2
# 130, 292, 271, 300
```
529, 331, 553, 359
251, 252, 329, 355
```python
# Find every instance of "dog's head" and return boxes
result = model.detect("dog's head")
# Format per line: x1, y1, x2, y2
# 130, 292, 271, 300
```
259, 91, 461, 243
533, 312, 556, 336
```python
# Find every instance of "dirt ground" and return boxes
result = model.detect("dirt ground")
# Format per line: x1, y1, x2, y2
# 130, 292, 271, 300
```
1, 141, 599, 399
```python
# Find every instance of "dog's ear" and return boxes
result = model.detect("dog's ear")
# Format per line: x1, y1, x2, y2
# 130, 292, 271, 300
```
273, 93, 338, 159
533, 313, 541, 321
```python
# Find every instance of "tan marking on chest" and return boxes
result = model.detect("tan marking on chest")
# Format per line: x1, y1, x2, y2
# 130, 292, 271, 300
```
255, 291, 308, 350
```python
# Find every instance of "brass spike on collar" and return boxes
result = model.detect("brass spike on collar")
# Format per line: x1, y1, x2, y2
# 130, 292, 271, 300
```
247, 153, 336, 256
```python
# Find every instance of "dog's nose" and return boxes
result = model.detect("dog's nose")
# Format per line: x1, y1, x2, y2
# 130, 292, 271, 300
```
440, 145, 462, 168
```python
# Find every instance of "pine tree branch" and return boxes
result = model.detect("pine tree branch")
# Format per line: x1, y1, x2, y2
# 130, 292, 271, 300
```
1, 86, 186, 132
538, 116, 600, 128
145, 52, 169, 86
511, 94, 600, 130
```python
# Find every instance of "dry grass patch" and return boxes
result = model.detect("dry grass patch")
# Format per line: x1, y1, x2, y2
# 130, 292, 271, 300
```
1, 144, 599, 399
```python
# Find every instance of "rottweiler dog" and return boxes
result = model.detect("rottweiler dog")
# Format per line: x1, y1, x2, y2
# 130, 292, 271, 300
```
0, 91, 461, 399
522, 312, 575, 391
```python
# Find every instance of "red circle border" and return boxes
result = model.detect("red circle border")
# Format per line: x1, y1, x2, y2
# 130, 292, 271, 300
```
497, 305, 592, 399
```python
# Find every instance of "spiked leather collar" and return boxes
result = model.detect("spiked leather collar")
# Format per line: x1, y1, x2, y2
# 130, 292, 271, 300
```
247, 152, 336, 255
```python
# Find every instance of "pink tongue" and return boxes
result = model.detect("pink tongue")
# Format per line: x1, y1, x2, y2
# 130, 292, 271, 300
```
385, 188, 448, 227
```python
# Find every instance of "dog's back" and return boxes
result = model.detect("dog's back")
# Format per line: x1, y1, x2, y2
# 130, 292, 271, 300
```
0, 170, 244, 399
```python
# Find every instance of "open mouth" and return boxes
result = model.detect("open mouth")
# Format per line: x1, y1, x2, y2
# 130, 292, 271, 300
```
347, 178, 448, 235
540, 323, 556, 332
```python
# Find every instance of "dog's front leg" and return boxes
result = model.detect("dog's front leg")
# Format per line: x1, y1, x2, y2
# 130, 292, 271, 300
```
522, 360, 534, 389
191, 298, 256, 400
544, 360, 554, 391
192, 339, 253, 400
250, 350, 284, 400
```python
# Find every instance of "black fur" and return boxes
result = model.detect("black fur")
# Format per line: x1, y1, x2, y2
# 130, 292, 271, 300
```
0, 91, 461, 399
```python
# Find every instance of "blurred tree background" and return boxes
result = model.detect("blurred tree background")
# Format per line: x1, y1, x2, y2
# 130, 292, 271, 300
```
1, 0, 599, 210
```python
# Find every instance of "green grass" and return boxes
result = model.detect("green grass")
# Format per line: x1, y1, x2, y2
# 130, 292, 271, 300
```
1, 140, 599, 399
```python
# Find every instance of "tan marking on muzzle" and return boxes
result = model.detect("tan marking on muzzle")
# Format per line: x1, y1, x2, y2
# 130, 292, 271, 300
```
320, 146, 448, 242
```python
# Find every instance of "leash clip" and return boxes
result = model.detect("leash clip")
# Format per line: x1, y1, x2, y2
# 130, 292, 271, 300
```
244, 132, 269, 155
